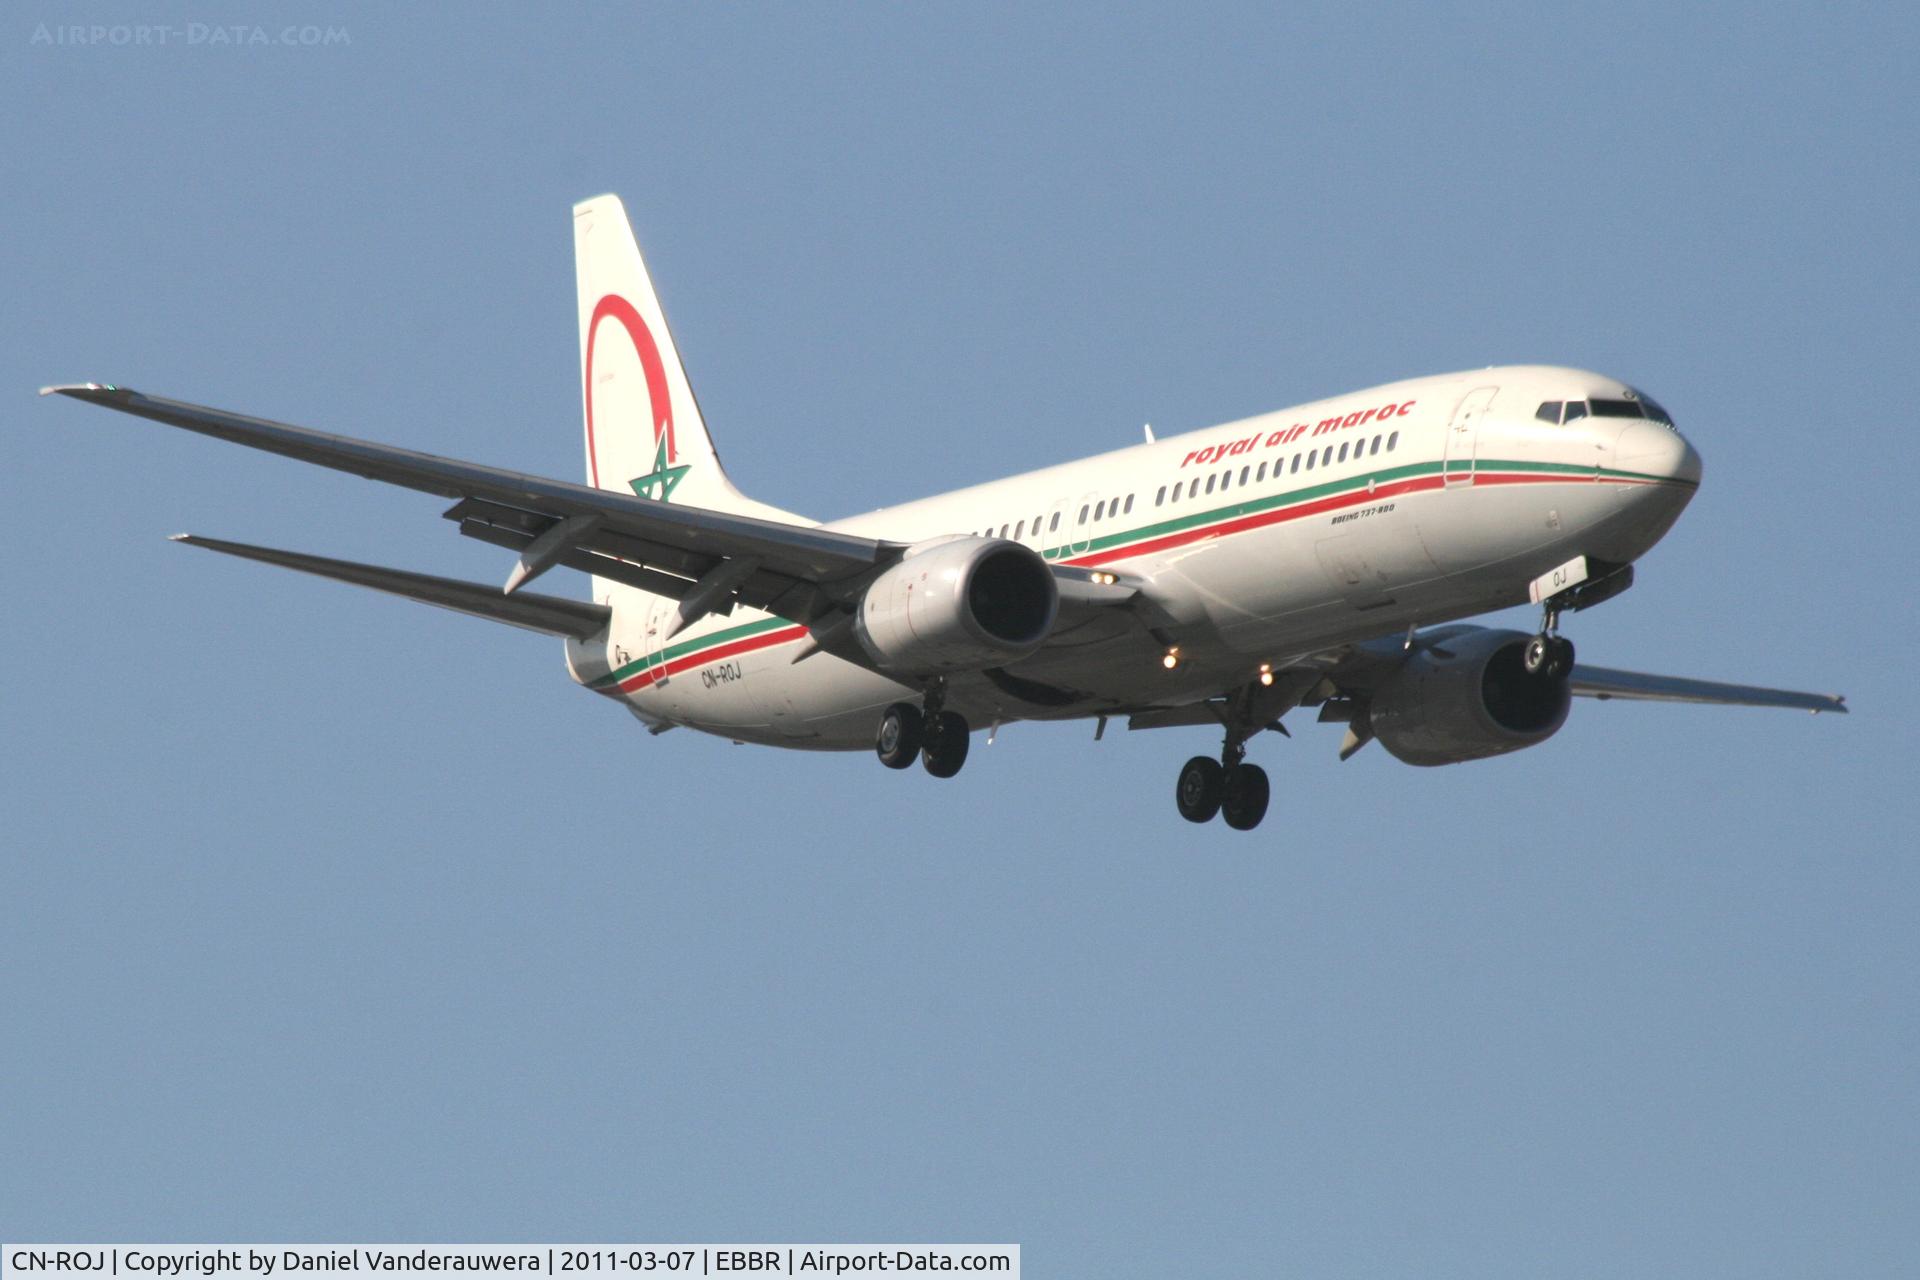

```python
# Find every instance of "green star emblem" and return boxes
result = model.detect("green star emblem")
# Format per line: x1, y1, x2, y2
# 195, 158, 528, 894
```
628, 432, 690, 501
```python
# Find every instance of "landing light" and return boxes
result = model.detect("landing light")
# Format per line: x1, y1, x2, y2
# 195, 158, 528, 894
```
1258, 663, 1274, 687
1162, 647, 1181, 670
1089, 571, 1119, 586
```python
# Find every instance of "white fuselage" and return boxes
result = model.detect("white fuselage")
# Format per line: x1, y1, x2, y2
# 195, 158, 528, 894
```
566, 366, 1702, 747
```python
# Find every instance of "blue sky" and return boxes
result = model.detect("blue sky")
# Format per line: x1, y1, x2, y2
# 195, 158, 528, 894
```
3, 3, 1915, 1274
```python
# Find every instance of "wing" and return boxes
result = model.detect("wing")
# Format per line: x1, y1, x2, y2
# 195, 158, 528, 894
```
1119, 630, 1848, 769
1569, 664, 1847, 713
43, 383, 899, 628
44, 382, 1171, 675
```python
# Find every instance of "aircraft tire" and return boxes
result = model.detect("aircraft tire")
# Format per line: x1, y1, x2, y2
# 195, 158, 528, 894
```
876, 703, 924, 769
1222, 763, 1270, 831
1524, 634, 1552, 676
1546, 636, 1576, 679
1176, 756, 1225, 823
922, 711, 971, 778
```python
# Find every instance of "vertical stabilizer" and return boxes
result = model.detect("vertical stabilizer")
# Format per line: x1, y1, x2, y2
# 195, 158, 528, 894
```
573, 195, 753, 513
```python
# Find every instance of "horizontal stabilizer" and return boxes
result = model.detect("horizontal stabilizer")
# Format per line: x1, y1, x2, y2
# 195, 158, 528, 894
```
171, 535, 611, 639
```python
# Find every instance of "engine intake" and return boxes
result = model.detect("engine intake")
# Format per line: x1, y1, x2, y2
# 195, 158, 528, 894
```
854, 537, 1058, 674
1367, 628, 1571, 766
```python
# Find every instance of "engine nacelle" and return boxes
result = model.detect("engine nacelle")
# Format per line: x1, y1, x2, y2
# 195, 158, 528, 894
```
1366, 628, 1571, 766
854, 537, 1058, 674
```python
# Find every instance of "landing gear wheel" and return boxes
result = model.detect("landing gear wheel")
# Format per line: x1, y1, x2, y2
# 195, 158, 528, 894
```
1175, 756, 1225, 824
1546, 635, 1575, 679
1524, 634, 1552, 676
921, 711, 971, 778
1221, 763, 1270, 831
1525, 633, 1576, 678
875, 702, 924, 770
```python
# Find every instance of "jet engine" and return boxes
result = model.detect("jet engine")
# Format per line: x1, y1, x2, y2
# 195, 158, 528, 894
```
853, 536, 1058, 674
1366, 628, 1570, 766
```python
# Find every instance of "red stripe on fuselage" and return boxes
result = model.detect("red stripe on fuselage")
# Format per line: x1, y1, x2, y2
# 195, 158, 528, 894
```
1065, 472, 1447, 567
604, 623, 811, 697
1469, 471, 1656, 488
1064, 469, 1664, 568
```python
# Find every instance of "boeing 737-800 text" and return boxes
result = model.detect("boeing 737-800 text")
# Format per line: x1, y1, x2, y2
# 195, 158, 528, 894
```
42, 195, 1845, 830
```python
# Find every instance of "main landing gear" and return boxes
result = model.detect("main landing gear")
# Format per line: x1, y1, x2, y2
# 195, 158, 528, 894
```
1176, 740, 1270, 831
1524, 601, 1577, 680
874, 683, 971, 778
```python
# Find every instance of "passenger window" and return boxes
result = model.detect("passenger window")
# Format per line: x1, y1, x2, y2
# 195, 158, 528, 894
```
999, 523, 1009, 538
1156, 485, 1166, 506
1188, 479, 1199, 498
1239, 465, 1250, 485
1321, 446, 1333, 467
1290, 453, 1301, 474
1094, 500, 1105, 520
1078, 505, 1089, 525
1205, 475, 1216, 494
1536, 400, 1563, 424
1049, 511, 1061, 532
1337, 442, 1349, 463
1256, 462, 1267, 482
1387, 431, 1399, 450
1123, 494, 1134, 515
1562, 401, 1588, 424
1370, 434, 1381, 456
1219, 471, 1230, 491
1014, 520, 1024, 539
1305, 450, 1315, 471
1170, 483, 1181, 503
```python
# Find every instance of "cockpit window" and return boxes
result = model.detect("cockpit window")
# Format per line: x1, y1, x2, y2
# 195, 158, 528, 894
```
1590, 398, 1645, 418
1548, 392, 1673, 425
1634, 391, 1673, 425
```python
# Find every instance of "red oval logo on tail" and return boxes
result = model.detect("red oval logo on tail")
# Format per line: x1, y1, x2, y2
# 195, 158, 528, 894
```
584, 293, 685, 499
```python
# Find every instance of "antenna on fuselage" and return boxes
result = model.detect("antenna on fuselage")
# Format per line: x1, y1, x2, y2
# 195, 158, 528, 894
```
1143, 423, 1156, 443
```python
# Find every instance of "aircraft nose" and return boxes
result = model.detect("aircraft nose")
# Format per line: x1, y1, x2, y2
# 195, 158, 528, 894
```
1616, 419, 1703, 486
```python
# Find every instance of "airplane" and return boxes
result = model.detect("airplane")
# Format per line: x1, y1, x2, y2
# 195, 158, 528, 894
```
40, 194, 1846, 831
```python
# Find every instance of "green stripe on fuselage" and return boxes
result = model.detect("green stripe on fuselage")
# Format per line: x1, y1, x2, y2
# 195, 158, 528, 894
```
588, 614, 795, 688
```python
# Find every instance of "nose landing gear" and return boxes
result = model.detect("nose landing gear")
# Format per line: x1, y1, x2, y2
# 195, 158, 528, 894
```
1523, 602, 1576, 680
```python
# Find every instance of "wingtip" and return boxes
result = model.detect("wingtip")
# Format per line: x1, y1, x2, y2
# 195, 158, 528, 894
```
39, 381, 119, 398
